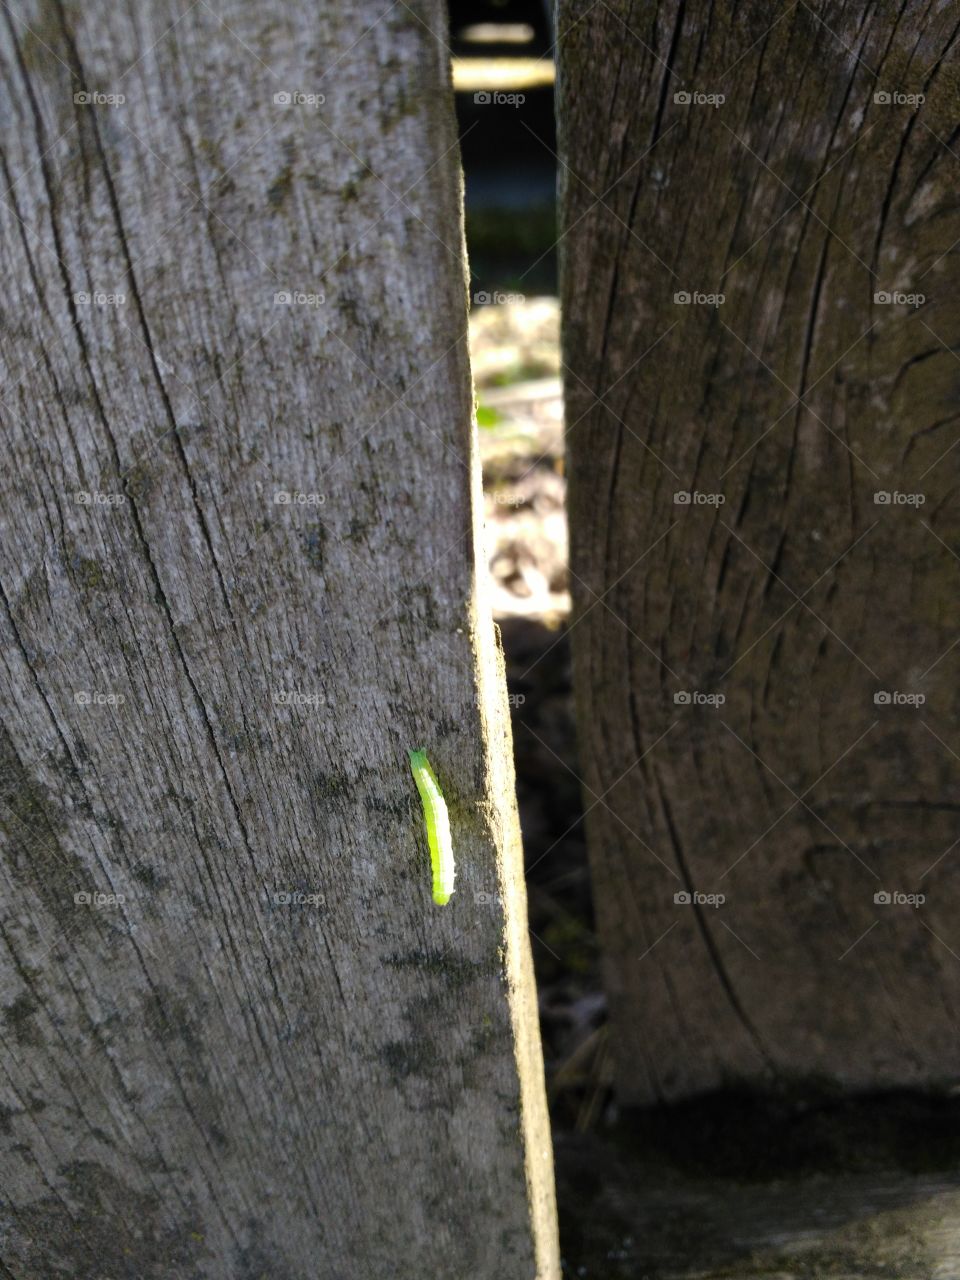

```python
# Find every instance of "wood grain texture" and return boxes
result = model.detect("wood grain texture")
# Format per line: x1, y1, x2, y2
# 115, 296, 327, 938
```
558, 0, 960, 1105
0, 2, 559, 1276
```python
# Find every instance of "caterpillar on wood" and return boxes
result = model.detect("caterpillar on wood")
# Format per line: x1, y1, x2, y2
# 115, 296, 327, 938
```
408, 749, 455, 906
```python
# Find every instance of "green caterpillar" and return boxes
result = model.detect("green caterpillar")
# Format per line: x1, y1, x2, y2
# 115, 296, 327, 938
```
408, 749, 455, 906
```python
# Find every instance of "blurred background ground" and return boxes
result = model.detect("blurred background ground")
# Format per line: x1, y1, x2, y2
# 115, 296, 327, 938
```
450, 0, 610, 1143
471, 296, 611, 1133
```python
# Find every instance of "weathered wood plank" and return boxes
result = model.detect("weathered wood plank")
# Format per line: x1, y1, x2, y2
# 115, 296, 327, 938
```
0, 2, 558, 1275
558, 0, 960, 1104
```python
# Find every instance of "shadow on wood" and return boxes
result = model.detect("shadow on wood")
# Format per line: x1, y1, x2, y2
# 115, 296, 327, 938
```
556, 1090, 960, 1278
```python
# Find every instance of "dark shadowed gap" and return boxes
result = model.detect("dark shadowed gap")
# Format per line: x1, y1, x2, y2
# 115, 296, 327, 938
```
449, 0, 557, 295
